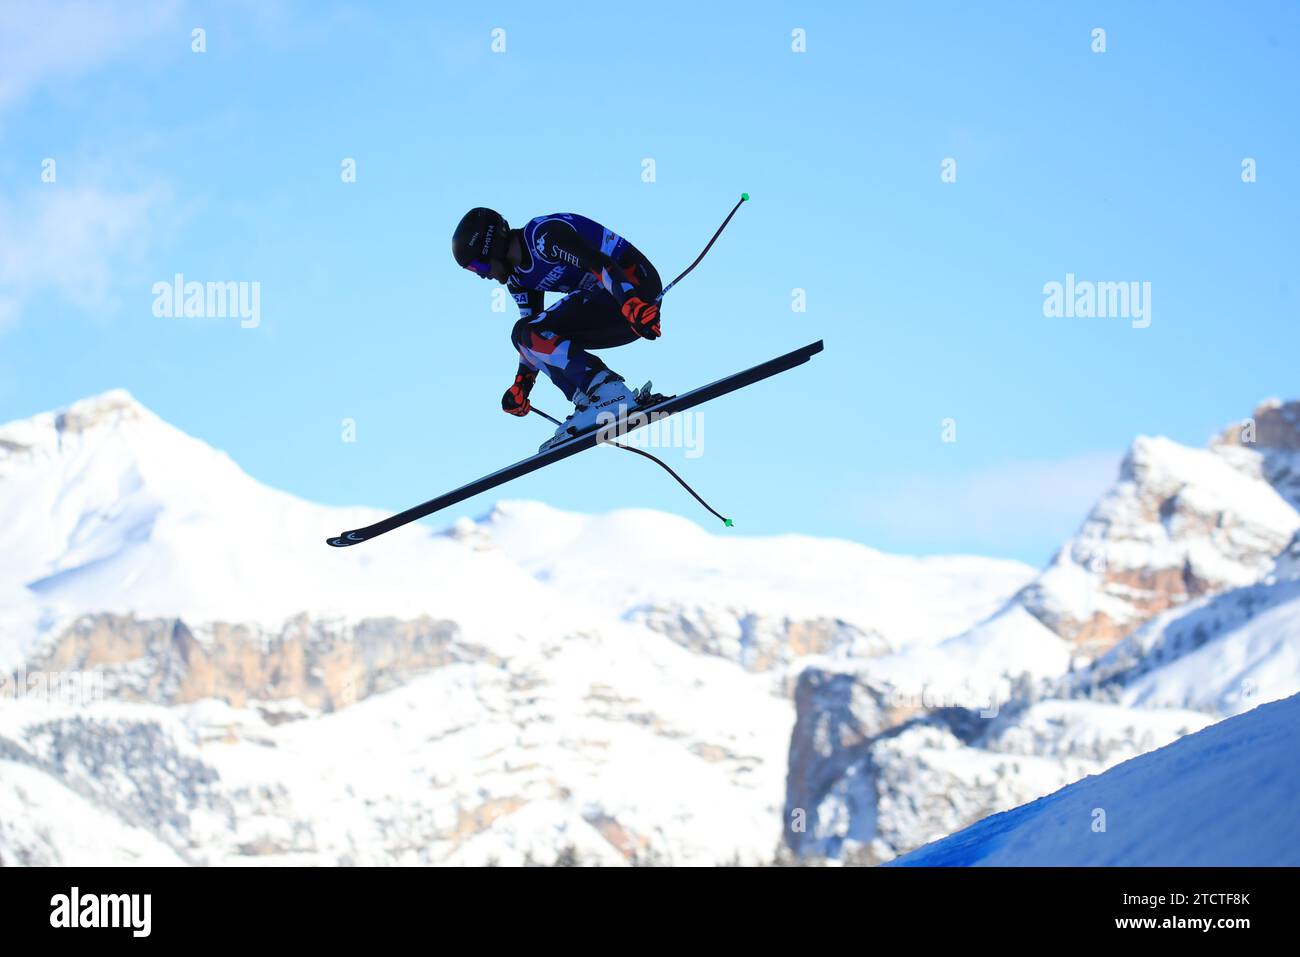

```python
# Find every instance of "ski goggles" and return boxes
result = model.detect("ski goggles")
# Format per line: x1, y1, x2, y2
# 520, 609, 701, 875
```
463, 257, 493, 276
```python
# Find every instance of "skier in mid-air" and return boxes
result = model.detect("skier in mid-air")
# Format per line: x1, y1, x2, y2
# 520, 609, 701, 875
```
452, 208, 663, 450
328, 195, 821, 548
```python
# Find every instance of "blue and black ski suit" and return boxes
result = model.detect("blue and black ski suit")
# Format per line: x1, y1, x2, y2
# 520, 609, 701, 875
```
504, 213, 662, 404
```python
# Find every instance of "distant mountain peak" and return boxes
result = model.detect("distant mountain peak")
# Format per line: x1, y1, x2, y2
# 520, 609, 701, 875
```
1, 389, 153, 449
53, 388, 150, 436
1016, 398, 1300, 655
1216, 398, 1300, 452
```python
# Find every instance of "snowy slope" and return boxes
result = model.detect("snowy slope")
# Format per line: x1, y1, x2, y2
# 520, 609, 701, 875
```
893, 693, 1300, 866
466, 501, 1032, 651
0, 759, 185, 866
859, 603, 1073, 708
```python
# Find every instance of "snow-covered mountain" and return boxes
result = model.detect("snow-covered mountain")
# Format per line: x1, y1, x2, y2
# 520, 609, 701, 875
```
1020, 431, 1299, 654
892, 692, 1300, 866
3, 390, 1297, 865
0, 390, 1031, 865
782, 401, 1300, 862
0, 389, 562, 655
920, 402, 1298, 699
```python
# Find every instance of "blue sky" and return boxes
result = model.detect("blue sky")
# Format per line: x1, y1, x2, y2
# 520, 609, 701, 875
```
1, 0, 1297, 565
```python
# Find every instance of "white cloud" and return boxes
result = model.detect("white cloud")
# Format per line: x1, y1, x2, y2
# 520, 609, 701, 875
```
857, 451, 1122, 557
0, 185, 169, 327
0, 0, 181, 110
0, 2, 216, 330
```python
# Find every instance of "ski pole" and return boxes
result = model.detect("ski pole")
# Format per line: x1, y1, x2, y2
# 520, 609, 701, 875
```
654, 192, 749, 304
530, 406, 733, 527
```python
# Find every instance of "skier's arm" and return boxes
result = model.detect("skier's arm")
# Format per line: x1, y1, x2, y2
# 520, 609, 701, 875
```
554, 231, 661, 339
548, 231, 633, 307
543, 224, 660, 339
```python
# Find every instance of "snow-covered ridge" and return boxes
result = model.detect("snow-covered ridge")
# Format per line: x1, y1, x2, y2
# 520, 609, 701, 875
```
464, 499, 1034, 657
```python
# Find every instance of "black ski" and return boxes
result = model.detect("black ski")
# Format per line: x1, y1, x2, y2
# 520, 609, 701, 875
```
326, 339, 824, 547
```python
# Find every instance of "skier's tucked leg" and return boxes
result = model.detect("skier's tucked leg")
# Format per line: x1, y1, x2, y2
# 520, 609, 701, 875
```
510, 288, 654, 450
509, 293, 622, 401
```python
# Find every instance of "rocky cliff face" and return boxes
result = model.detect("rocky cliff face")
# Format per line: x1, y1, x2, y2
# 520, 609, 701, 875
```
1217, 399, 1300, 509
630, 605, 889, 693
782, 670, 881, 858
18, 612, 485, 712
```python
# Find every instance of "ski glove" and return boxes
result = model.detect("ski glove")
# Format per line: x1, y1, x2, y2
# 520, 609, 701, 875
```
622, 297, 661, 340
502, 369, 537, 416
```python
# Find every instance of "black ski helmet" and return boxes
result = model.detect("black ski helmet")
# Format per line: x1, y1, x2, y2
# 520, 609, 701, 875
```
452, 207, 509, 274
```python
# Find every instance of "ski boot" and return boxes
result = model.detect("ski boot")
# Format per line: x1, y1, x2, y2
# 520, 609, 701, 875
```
539, 371, 653, 452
